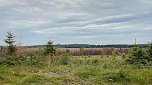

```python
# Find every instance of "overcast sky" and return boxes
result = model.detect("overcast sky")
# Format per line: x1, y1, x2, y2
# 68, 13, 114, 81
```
0, 0, 152, 46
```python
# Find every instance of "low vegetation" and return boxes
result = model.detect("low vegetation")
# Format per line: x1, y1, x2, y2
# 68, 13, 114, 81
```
0, 32, 152, 85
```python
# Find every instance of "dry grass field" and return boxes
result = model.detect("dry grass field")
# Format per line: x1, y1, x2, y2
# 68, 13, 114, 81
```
15, 47, 131, 56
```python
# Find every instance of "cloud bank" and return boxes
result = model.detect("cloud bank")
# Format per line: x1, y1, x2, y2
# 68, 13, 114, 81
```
0, 0, 152, 45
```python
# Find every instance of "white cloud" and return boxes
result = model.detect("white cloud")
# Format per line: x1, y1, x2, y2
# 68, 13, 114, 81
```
0, 0, 152, 45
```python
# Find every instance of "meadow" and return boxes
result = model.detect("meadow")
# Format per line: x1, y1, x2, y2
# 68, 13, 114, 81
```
0, 34, 152, 85
0, 47, 152, 85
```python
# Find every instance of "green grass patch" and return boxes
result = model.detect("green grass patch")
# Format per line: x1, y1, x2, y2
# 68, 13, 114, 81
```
0, 56, 151, 85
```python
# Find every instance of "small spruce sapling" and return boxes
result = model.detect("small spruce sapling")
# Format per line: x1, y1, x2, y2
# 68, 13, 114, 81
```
44, 40, 56, 56
4, 32, 17, 55
126, 46, 148, 64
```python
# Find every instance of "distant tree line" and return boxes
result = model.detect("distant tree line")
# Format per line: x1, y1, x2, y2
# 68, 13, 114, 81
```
26, 44, 149, 48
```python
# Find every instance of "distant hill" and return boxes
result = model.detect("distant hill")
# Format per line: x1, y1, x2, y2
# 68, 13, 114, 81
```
25, 44, 149, 48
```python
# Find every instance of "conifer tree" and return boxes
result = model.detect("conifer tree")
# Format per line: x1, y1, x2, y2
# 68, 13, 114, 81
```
4, 32, 16, 55
44, 40, 55, 56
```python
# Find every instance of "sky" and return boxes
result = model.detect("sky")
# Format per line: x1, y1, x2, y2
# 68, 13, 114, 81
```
0, 0, 152, 46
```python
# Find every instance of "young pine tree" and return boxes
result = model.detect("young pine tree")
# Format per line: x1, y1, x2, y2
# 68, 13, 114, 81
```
126, 46, 147, 64
4, 32, 17, 55
44, 40, 56, 56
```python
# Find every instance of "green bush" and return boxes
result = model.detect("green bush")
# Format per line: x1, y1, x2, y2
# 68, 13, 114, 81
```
102, 70, 131, 83
56, 53, 70, 65
0, 56, 42, 66
126, 46, 148, 64
47, 53, 70, 65
112, 50, 118, 59
147, 42, 152, 61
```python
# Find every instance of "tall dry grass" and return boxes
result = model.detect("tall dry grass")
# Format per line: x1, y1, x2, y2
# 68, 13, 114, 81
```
15, 47, 131, 56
